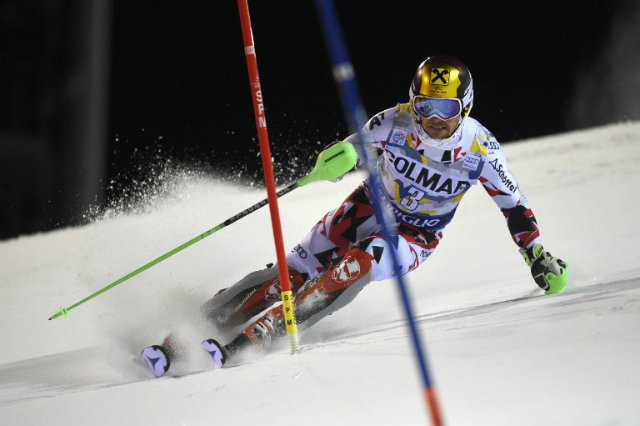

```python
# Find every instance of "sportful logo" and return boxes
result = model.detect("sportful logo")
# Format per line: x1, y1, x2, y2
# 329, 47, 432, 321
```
430, 68, 450, 85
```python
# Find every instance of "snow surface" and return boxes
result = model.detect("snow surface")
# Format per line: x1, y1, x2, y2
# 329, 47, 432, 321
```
1, 123, 640, 426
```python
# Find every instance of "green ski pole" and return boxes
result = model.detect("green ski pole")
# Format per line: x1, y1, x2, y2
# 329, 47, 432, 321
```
48, 141, 357, 320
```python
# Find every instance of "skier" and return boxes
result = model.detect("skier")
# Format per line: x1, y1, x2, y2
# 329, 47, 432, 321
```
142, 56, 568, 376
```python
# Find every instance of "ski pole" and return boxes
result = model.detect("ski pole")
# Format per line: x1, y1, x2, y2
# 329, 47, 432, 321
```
48, 141, 357, 321
314, 1, 444, 425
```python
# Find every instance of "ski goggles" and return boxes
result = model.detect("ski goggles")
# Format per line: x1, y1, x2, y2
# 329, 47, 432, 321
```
412, 96, 462, 120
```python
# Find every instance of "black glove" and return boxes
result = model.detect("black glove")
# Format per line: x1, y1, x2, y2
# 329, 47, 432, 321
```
522, 244, 568, 294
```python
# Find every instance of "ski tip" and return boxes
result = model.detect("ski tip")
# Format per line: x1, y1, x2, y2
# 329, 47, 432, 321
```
202, 339, 227, 369
141, 345, 171, 378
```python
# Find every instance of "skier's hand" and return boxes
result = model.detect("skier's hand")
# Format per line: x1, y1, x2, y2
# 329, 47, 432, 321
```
522, 244, 568, 294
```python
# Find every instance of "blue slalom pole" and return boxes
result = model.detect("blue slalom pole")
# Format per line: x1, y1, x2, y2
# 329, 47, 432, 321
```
314, 1, 444, 425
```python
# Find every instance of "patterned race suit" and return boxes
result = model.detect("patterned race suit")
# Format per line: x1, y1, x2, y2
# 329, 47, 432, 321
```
203, 103, 542, 352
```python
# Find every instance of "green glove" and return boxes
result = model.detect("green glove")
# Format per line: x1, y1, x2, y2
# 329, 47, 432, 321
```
522, 244, 569, 294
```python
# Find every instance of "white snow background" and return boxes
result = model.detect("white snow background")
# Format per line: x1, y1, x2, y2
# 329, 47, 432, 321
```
1, 123, 639, 426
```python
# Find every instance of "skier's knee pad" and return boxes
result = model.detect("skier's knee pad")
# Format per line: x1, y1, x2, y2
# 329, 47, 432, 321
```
296, 247, 374, 327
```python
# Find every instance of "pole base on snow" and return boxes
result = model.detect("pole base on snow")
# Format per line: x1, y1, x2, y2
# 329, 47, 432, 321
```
48, 306, 68, 321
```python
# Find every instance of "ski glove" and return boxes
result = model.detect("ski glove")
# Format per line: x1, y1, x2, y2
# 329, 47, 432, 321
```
522, 244, 568, 294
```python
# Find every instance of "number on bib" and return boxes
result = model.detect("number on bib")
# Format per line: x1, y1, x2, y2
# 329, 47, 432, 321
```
400, 187, 424, 211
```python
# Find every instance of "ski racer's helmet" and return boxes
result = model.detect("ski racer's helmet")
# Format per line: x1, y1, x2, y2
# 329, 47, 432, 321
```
409, 56, 474, 147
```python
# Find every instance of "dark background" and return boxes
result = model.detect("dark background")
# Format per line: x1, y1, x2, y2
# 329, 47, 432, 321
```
2, 0, 639, 240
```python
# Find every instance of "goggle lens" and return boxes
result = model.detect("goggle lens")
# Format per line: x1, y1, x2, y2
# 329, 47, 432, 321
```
413, 97, 462, 120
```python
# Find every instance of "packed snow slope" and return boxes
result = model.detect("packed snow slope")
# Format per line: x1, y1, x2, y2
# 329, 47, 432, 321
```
1, 123, 639, 426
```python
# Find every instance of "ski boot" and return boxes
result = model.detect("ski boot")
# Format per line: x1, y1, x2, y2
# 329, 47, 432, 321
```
201, 266, 307, 329
201, 303, 285, 368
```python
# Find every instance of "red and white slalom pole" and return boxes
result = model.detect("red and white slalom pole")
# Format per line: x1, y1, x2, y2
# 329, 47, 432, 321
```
236, 0, 299, 352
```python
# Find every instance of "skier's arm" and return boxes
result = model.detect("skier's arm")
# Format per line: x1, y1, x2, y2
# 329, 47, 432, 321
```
479, 145, 541, 249
344, 109, 391, 168
480, 139, 568, 293
322, 109, 391, 182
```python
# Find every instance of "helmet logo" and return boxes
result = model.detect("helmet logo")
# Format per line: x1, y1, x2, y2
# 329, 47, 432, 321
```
430, 68, 450, 85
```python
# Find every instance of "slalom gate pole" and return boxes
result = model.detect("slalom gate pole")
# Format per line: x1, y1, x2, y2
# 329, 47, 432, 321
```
314, 1, 444, 425
47, 141, 357, 321
236, 0, 299, 352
